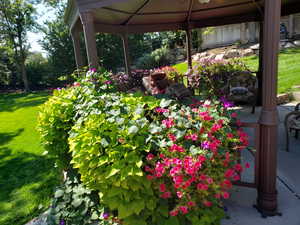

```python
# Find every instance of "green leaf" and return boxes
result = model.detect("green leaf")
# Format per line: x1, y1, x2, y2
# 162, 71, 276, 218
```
101, 138, 109, 147
128, 125, 139, 135
165, 217, 180, 225
54, 189, 64, 198
106, 168, 120, 178
160, 99, 172, 108
72, 198, 83, 208
91, 211, 98, 220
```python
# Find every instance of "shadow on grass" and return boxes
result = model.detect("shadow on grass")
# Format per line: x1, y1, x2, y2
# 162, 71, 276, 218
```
0, 129, 24, 146
0, 91, 50, 113
0, 147, 59, 225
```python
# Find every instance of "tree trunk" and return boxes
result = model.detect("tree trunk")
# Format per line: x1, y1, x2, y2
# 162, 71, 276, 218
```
20, 60, 29, 92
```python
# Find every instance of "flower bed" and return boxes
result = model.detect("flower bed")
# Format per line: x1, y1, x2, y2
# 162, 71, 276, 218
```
37, 68, 249, 225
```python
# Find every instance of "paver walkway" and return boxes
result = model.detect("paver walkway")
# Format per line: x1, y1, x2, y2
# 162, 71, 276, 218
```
222, 103, 300, 225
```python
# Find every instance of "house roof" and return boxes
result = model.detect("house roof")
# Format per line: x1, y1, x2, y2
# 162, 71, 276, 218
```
65, 0, 300, 34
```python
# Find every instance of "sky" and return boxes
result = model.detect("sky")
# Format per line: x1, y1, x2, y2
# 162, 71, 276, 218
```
27, 4, 56, 54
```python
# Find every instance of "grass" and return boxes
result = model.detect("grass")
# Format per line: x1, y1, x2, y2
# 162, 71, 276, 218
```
0, 91, 59, 225
173, 47, 300, 94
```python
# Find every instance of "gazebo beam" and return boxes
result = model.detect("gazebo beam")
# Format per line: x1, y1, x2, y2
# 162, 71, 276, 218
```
80, 11, 99, 68
71, 28, 84, 69
121, 33, 131, 75
257, 0, 280, 216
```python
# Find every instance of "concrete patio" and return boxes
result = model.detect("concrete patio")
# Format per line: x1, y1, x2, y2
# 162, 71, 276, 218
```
223, 102, 300, 225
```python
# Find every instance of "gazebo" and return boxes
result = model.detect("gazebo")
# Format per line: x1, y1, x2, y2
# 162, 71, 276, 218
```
65, 0, 300, 217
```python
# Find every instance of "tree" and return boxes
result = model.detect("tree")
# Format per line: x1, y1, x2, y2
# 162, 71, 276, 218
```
0, 0, 37, 91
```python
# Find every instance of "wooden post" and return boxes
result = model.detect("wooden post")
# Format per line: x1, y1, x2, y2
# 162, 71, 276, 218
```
257, 0, 280, 217
257, 21, 264, 106
121, 33, 131, 75
71, 28, 84, 69
185, 28, 192, 70
80, 11, 99, 69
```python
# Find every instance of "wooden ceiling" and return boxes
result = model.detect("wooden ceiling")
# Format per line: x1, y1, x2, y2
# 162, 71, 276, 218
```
66, 0, 300, 34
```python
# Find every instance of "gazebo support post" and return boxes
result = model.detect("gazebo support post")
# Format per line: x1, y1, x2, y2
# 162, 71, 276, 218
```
256, 0, 281, 217
185, 28, 192, 70
71, 28, 84, 69
80, 11, 99, 69
121, 33, 131, 75
257, 21, 264, 106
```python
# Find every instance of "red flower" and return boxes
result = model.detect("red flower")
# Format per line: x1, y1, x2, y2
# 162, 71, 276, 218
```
159, 183, 166, 192
203, 201, 212, 207
179, 206, 189, 214
146, 153, 155, 161
222, 191, 230, 199
169, 210, 178, 217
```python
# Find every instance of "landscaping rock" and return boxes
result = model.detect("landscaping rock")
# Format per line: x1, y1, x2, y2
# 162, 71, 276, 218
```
294, 40, 300, 46
224, 49, 240, 59
242, 48, 254, 57
250, 43, 260, 50
25, 210, 50, 225
215, 53, 225, 60
277, 93, 291, 105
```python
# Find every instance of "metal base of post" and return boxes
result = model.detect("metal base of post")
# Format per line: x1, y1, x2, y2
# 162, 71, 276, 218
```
253, 204, 282, 218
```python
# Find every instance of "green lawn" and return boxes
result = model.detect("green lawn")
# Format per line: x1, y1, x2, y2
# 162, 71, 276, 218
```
173, 47, 300, 94
0, 91, 59, 225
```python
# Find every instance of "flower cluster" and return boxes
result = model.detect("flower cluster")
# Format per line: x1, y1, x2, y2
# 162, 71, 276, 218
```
145, 99, 249, 217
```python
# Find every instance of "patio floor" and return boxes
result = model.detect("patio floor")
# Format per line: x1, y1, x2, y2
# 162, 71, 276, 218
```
222, 102, 300, 225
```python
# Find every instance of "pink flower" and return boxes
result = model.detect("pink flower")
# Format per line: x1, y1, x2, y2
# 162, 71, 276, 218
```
233, 174, 240, 181
169, 144, 185, 153
162, 118, 174, 128
168, 133, 177, 142
160, 191, 171, 199
169, 210, 178, 217
89, 68, 97, 73
234, 164, 243, 172
199, 174, 207, 181
73, 82, 80, 87
224, 169, 235, 178
159, 183, 166, 192
206, 177, 214, 184
231, 112, 238, 118
179, 206, 189, 214
197, 183, 208, 191
176, 191, 183, 199
156, 107, 169, 113
222, 191, 230, 199
146, 153, 155, 161
190, 133, 198, 141
187, 201, 196, 207
203, 201, 212, 207
198, 155, 206, 163
215, 193, 221, 199
146, 175, 154, 180
227, 133, 234, 138
104, 80, 112, 85
245, 162, 251, 168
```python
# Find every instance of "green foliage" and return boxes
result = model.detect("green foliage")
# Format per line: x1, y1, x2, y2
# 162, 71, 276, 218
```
68, 92, 162, 225
0, 0, 38, 91
47, 173, 113, 225
137, 47, 175, 70
37, 87, 78, 170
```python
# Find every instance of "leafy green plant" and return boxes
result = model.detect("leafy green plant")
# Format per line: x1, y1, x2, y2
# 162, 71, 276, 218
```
37, 87, 79, 170
47, 173, 118, 225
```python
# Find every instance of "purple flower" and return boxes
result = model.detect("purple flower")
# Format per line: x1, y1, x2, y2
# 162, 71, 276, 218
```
220, 96, 234, 108
59, 219, 65, 225
89, 68, 97, 73
201, 141, 210, 150
103, 212, 109, 220
104, 80, 112, 85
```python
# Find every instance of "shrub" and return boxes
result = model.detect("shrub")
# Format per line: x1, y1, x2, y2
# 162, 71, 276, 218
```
136, 47, 175, 70
39, 67, 249, 225
37, 68, 116, 170
47, 173, 107, 225
37, 87, 79, 170
188, 59, 250, 98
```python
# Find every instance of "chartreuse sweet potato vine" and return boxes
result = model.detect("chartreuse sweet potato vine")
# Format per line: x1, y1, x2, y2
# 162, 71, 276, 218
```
38, 68, 249, 225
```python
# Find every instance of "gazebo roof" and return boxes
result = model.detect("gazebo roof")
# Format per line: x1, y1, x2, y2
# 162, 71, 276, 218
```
65, 0, 300, 34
